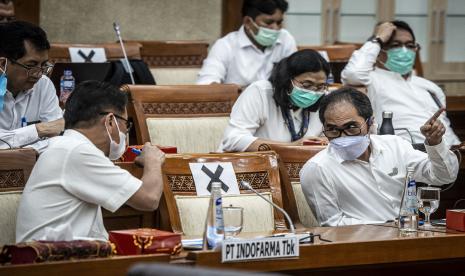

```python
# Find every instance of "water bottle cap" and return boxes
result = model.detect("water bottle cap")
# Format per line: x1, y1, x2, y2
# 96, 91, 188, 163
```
382, 111, 393, 118
64, 70, 72, 76
211, 182, 222, 189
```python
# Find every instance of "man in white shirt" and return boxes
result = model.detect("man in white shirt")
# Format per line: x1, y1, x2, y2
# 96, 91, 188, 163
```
197, 0, 297, 87
16, 80, 165, 242
0, 21, 63, 153
341, 20, 460, 146
300, 87, 458, 226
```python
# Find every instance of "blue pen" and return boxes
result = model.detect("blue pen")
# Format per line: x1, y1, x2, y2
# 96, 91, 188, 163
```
21, 117, 27, 127
131, 148, 142, 155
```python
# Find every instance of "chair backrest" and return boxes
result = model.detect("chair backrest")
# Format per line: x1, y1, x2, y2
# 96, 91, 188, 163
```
150, 67, 200, 85
160, 151, 287, 235
49, 42, 142, 63
123, 84, 240, 153
130, 40, 209, 68
259, 144, 326, 227
0, 149, 37, 246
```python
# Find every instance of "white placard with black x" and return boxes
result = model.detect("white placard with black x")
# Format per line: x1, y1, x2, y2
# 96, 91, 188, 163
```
189, 162, 240, 196
69, 47, 107, 63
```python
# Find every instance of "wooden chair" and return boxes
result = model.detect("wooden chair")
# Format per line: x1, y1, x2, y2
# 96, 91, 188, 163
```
0, 148, 37, 245
123, 84, 240, 153
49, 42, 142, 63
298, 44, 358, 83
259, 144, 326, 227
160, 151, 287, 235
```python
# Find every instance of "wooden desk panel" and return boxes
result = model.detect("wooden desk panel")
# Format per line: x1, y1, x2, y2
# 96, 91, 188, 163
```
0, 254, 170, 276
187, 225, 465, 273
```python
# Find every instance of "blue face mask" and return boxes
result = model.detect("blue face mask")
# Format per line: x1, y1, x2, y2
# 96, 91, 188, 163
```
330, 135, 370, 161
0, 59, 7, 111
250, 21, 281, 47
384, 47, 416, 75
289, 81, 324, 108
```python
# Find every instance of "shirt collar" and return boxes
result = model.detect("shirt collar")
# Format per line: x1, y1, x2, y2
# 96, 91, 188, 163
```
63, 129, 94, 144
375, 67, 413, 81
238, 25, 283, 50
327, 135, 383, 164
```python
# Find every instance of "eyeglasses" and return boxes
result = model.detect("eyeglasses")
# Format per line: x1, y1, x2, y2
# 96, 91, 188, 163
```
323, 119, 368, 138
99, 112, 133, 133
293, 79, 328, 92
385, 42, 420, 51
10, 59, 54, 77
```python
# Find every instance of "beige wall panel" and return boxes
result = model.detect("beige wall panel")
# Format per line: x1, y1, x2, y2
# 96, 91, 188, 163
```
40, 0, 222, 43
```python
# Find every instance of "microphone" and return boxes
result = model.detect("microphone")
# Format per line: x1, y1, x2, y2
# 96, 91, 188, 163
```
113, 22, 135, 85
240, 181, 295, 233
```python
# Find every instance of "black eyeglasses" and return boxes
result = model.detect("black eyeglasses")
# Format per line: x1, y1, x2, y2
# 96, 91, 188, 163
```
10, 59, 54, 77
99, 112, 132, 133
323, 119, 368, 138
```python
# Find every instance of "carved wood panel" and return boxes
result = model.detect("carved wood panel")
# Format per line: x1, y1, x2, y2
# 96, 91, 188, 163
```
285, 162, 305, 180
142, 102, 233, 115
0, 170, 26, 190
142, 55, 204, 67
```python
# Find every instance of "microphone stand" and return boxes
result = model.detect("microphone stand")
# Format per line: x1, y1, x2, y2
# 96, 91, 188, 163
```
241, 181, 296, 233
113, 22, 135, 85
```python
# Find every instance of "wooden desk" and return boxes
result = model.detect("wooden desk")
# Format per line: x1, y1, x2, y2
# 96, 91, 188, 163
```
0, 254, 170, 276
187, 225, 465, 275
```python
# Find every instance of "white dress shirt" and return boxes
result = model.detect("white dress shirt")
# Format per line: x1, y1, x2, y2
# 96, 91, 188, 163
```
300, 135, 459, 227
197, 26, 297, 87
341, 41, 460, 146
0, 76, 63, 153
16, 129, 142, 242
219, 80, 323, 152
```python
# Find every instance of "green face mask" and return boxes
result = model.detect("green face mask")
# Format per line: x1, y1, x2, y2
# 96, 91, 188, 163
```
250, 21, 281, 47
289, 82, 324, 108
384, 47, 416, 75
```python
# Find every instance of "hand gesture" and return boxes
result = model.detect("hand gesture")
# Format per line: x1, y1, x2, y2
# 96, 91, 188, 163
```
135, 142, 165, 168
420, 108, 446, 146
375, 22, 396, 44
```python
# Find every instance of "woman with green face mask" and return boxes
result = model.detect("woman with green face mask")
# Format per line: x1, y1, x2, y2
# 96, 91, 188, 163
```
219, 49, 331, 152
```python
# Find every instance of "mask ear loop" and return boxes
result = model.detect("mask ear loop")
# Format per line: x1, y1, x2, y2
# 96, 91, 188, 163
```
105, 114, 121, 144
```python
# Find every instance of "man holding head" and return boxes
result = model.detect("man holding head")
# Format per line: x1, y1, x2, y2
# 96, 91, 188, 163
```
341, 21, 460, 146
16, 81, 165, 242
0, 21, 63, 152
197, 0, 297, 87
0, 0, 15, 23
300, 87, 458, 227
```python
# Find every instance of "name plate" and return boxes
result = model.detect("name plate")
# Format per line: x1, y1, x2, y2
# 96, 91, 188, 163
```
221, 236, 299, 263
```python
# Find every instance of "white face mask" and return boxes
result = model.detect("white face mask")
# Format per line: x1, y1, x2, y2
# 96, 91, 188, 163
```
330, 135, 370, 161
105, 115, 127, 160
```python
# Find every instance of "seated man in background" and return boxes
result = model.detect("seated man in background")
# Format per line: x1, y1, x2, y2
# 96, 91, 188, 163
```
0, 0, 15, 23
197, 0, 296, 87
300, 87, 458, 226
16, 81, 165, 242
341, 21, 460, 146
0, 21, 63, 153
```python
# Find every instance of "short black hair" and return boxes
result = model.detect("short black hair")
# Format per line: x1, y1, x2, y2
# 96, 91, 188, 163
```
269, 49, 330, 110
388, 20, 416, 43
0, 21, 50, 60
242, 0, 288, 19
318, 87, 373, 125
64, 81, 128, 129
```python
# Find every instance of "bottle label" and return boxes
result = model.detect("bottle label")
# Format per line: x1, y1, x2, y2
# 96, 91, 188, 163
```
215, 197, 224, 231
63, 80, 75, 88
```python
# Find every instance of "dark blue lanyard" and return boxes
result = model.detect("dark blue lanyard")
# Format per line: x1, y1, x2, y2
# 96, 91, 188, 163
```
282, 108, 310, 142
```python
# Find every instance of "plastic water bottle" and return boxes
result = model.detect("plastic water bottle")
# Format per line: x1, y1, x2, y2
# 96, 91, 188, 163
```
327, 71, 335, 85
379, 111, 395, 135
59, 70, 75, 104
202, 182, 224, 250
398, 167, 418, 232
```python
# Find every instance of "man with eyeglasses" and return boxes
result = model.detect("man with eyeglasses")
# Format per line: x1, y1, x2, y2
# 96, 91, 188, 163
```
0, 21, 63, 153
300, 87, 458, 226
341, 21, 460, 147
16, 80, 165, 242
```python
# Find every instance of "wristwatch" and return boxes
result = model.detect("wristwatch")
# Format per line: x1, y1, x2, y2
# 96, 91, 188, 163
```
370, 36, 384, 47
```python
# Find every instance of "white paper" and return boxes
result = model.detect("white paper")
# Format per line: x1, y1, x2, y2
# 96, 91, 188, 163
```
69, 47, 107, 63
318, 50, 330, 62
189, 162, 240, 196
